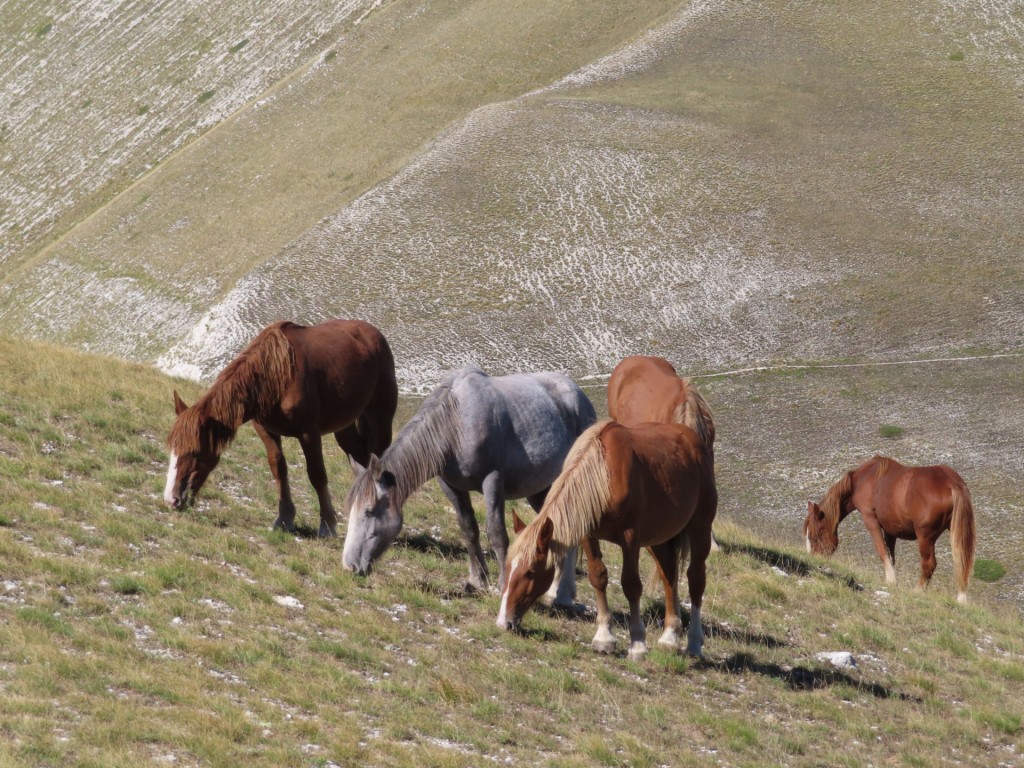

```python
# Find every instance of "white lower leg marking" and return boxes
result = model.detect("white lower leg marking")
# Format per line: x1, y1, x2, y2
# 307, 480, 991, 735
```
163, 452, 179, 505
496, 557, 519, 628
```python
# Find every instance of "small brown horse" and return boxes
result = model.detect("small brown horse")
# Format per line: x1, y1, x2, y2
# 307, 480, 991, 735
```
804, 456, 976, 603
165, 319, 398, 537
497, 419, 717, 659
607, 355, 715, 451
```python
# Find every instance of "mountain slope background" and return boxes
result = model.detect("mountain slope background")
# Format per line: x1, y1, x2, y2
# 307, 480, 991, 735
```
1, 0, 1023, 600
1, 0, 1021, 386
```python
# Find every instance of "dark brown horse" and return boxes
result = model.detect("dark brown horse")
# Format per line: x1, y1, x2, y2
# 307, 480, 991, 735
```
804, 455, 976, 603
498, 419, 717, 659
165, 319, 398, 537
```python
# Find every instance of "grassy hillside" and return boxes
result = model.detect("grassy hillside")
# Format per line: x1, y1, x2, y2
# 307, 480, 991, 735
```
1, 0, 1021, 390
1, 336, 1021, 767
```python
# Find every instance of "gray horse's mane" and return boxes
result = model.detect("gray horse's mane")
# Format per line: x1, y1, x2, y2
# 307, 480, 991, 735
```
380, 379, 462, 503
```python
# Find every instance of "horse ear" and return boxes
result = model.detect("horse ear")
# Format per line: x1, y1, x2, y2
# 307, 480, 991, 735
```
367, 454, 382, 480
536, 517, 554, 554
173, 390, 189, 414
349, 456, 367, 475
512, 509, 526, 534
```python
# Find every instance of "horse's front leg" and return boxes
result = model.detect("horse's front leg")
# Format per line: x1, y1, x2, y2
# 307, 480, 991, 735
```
298, 434, 337, 537
916, 532, 939, 589
861, 512, 896, 584
620, 540, 647, 660
482, 472, 510, 594
529, 488, 578, 608
438, 479, 488, 593
582, 536, 616, 653
253, 423, 296, 532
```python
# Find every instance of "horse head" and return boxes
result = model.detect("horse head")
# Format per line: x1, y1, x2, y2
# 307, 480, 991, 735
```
342, 455, 403, 575
804, 500, 839, 555
164, 391, 227, 509
496, 517, 557, 631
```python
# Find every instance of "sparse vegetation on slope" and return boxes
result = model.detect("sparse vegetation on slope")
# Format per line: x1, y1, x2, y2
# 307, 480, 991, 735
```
1, 337, 1021, 767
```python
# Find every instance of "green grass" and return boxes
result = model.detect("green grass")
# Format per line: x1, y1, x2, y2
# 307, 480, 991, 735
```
0, 336, 1022, 766
878, 424, 905, 439
974, 558, 1006, 582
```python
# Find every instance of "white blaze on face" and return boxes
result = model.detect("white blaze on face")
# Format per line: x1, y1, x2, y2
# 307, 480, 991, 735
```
164, 451, 179, 506
496, 556, 520, 628
805, 532, 812, 553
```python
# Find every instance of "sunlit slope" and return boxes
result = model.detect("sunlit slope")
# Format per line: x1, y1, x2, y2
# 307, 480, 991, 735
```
0, 0, 376, 272
158, 0, 1024, 388
0, 0, 683, 361
2, 1, 1021, 390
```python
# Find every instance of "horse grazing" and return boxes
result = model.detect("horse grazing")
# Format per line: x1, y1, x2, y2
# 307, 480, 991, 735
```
606, 355, 715, 450
804, 455, 976, 603
497, 419, 718, 660
342, 367, 595, 599
165, 319, 398, 537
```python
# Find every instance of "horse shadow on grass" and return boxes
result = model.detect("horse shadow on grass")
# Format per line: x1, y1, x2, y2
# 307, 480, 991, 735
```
397, 531, 468, 560
700, 652, 920, 702
718, 540, 864, 592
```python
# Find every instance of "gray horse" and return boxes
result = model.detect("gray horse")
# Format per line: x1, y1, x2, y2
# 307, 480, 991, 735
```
342, 366, 596, 598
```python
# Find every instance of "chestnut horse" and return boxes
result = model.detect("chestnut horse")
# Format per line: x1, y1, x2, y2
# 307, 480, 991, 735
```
607, 354, 717, 550
497, 419, 717, 660
804, 455, 976, 603
606, 355, 715, 451
165, 319, 397, 537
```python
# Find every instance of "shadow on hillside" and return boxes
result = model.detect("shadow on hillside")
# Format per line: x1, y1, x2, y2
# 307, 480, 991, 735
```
706, 652, 919, 701
398, 532, 467, 560
600, 604, 788, 649
719, 541, 864, 591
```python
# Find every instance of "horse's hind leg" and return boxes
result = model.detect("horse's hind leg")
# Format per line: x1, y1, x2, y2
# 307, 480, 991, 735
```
298, 434, 338, 538
253, 423, 296, 532
438, 479, 489, 593
685, 520, 714, 658
582, 536, 616, 654
650, 537, 685, 650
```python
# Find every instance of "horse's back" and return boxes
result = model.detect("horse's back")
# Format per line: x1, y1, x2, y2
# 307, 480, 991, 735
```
444, 367, 596, 493
608, 355, 686, 426
869, 458, 967, 533
274, 319, 397, 429
600, 421, 715, 543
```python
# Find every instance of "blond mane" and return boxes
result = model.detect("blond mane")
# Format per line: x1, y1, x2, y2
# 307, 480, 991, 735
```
168, 321, 295, 455
509, 420, 613, 568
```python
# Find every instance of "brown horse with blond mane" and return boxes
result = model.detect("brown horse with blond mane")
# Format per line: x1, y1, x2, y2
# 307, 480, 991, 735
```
165, 319, 397, 537
497, 419, 717, 660
804, 455, 976, 603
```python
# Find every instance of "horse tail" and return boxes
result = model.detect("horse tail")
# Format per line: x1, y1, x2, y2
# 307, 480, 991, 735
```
950, 484, 976, 604
673, 379, 715, 453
